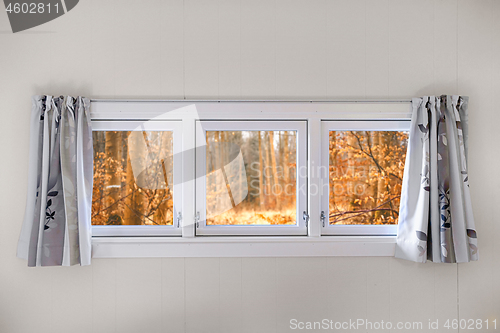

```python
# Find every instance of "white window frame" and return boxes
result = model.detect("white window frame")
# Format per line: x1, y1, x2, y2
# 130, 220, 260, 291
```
91, 120, 183, 236
320, 120, 411, 236
89, 100, 412, 258
195, 120, 308, 236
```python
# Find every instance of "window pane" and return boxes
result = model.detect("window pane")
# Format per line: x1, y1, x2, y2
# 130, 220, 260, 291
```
92, 131, 174, 226
328, 131, 409, 225
205, 131, 297, 225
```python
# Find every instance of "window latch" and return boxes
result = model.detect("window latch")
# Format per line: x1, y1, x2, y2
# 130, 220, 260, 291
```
195, 212, 200, 228
303, 211, 309, 228
176, 212, 182, 228
320, 211, 326, 227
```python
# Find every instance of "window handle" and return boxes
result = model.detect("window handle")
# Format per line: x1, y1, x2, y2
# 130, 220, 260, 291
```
176, 212, 182, 228
320, 211, 326, 227
303, 211, 309, 228
195, 212, 200, 228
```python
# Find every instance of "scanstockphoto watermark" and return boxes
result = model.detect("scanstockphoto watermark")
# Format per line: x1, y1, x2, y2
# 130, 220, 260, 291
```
290, 318, 498, 330
290, 319, 423, 331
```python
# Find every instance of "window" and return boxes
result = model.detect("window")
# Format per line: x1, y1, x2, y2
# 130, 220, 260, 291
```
90, 101, 411, 258
91, 121, 183, 236
320, 121, 410, 235
195, 121, 307, 235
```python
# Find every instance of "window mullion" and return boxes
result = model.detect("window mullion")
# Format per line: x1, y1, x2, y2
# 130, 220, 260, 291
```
308, 118, 321, 237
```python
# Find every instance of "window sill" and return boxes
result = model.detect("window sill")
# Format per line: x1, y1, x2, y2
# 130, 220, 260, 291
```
91, 236, 396, 258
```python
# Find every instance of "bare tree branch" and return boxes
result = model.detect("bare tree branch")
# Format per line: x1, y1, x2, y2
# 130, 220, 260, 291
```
329, 195, 400, 224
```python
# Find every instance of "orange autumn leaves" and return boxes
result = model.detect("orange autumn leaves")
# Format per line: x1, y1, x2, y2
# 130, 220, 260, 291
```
328, 131, 408, 225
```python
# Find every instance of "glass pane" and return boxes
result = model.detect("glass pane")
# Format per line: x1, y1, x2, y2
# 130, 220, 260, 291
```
205, 130, 297, 225
328, 131, 409, 225
92, 131, 174, 226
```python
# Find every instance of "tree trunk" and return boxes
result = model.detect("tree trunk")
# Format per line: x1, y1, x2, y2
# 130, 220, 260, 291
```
375, 131, 386, 222
237, 132, 243, 210
268, 131, 281, 210
347, 132, 358, 218
93, 131, 107, 225
367, 131, 379, 220
283, 131, 290, 208
104, 131, 122, 225
120, 132, 129, 211
329, 131, 337, 215
262, 132, 271, 206
258, 132, 265, 207
206, 131, 216, 215
153, 131, 174, 225
124, 131, 147, 225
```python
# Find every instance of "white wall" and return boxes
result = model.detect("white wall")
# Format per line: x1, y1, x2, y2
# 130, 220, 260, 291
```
1, 1, 499, 332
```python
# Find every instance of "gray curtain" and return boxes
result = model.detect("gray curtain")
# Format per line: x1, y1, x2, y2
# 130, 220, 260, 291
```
395, 96, 478, 263
17, 96, 93, 266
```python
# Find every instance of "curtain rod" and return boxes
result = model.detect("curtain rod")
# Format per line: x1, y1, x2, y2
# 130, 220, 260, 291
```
89, 99, 412, 103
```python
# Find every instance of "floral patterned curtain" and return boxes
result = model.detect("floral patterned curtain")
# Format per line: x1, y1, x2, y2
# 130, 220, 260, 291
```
17, 96, 93, 266
395, 96, 478, 263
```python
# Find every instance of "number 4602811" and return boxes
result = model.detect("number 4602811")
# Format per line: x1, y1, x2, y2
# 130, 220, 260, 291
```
5, 2, 60, 14
444, 319, 496, 330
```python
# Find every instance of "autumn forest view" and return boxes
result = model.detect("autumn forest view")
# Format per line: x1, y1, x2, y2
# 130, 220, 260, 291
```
92, 129, 408, 226
92, 131, 174, 226
328, 131, 408, 225
205, 130, 297, 226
